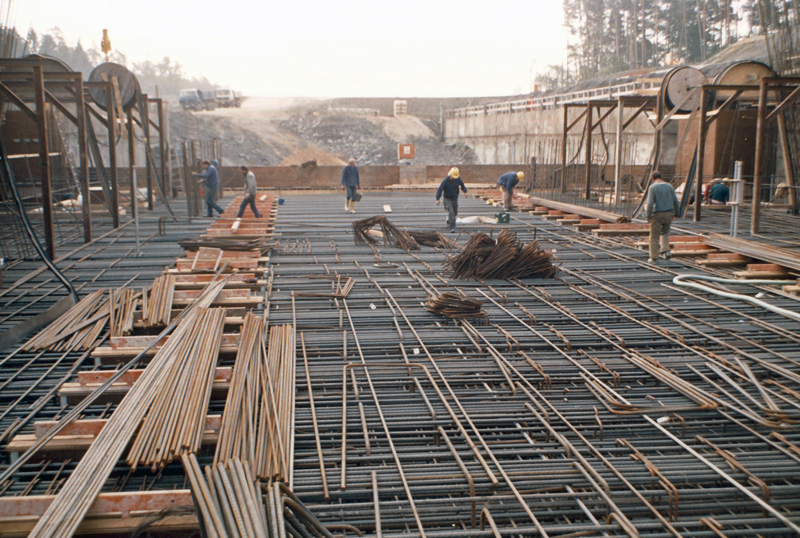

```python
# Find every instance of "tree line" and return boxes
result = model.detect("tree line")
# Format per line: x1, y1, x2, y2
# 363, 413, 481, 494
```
5, 26, 215, 100
538, 0, 762, 90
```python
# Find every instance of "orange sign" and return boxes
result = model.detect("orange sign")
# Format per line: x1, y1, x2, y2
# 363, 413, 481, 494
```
397, 144, 415, 159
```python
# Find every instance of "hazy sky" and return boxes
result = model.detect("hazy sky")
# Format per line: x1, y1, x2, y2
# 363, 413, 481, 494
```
12, 0, 569, 98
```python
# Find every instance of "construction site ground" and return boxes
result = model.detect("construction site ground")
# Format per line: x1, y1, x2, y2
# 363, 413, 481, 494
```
1, 190, 800, 537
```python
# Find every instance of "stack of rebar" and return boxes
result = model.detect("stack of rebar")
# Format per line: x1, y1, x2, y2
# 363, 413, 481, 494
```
109, 287, 139, 337
179, 237, 275, 254
26, 281, 226, 538
142, 273, 176, 327
183, 453, 334, 538
215, 312, 264, 468
475, 229, 522, 279
214, 316, 297, 482
183, 453, 268, 538
407, 229, 461, 249
425, 291, 486, 319
353, 215, 419, 250
444, 232, 496, 279
445, 230, 559, 280
261, 324, 296, 482
127, 307, 227, 471
23, 290, 109, 351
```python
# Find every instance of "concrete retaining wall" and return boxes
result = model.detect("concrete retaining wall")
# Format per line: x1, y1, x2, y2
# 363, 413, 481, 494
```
444, 106, 656, 166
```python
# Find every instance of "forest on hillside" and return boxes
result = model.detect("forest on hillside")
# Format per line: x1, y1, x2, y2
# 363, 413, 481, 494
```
538, 0, 769, 89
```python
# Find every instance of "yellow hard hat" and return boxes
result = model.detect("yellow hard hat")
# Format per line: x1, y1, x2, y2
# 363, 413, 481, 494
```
449, 167, 460, 179
517, 171, 525, 180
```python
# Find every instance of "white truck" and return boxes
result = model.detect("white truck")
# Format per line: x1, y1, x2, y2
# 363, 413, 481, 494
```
215, 88, 242, 108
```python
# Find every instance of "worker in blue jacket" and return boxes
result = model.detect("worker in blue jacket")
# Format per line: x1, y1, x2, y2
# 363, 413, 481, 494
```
341, 158, 360, 213
436, 167, 468, 233
497, 171, 524, 211
193, 160, 225, 217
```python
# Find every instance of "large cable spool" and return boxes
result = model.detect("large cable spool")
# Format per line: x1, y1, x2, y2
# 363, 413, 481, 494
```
87, 62, 141, 112
713, 60, 775, 102
662, 66, 707, 113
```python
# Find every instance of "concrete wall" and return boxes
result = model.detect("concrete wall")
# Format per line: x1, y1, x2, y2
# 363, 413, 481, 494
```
445, 106, 656, 167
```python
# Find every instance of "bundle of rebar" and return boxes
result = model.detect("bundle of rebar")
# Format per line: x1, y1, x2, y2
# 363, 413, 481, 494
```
502, 238, 561, 279
444, 233, 496, 279
260, 324, 296, 482
179, 237, 275, 254
407, 230, 461, 249
184, 453, 333, 538
183, 453, 269, 538
353, 215, 419, 250
445, 230, 558, 280
109, 287, 139, 337
126, 307, 227, 471
23, 290, 111, 351
425, 291, 486, 319
706, 233, 800, 272
142, 273, 176, 327
26, 281, 226, 538
475, 229, 522, 279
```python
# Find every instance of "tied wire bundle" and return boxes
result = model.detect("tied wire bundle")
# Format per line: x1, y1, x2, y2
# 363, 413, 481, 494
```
425, 291, 486, 320
445, 230, 559, 280
353, 215, 419, 250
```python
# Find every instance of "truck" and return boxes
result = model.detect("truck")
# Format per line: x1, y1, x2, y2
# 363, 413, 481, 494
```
178, 89, 217, 111
215, 88, 243, 108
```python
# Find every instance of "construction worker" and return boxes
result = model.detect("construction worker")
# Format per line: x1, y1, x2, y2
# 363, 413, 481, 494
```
235, 165, 261, 219
497, 171, 524, 211
644, 171, 680, 263
435, 167, 468, 233
341, 158, 360, 213
193, 160, 225, 217
708, 180, 730, 204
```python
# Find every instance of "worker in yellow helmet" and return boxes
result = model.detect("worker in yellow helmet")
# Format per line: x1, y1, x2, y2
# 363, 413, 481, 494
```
435, 167, 468, 233
497, 171, 524, 211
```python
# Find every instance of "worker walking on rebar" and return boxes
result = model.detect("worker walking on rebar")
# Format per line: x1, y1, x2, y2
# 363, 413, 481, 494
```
644, 171, 679, 263
497, 171, 524, 211
436, 167, 468, 233
193, 160, 225, 217
235, 165, 261, 219
341, 158, 360, 213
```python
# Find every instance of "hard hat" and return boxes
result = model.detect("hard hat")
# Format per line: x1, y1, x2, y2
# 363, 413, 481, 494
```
449, 167, 460, 179
517, 171, 525, 180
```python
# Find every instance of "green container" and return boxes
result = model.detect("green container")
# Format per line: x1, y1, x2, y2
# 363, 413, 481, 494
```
495, 212, 510, 223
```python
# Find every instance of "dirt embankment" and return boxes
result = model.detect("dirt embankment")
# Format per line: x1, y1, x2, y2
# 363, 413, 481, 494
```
169, 97, 477, 167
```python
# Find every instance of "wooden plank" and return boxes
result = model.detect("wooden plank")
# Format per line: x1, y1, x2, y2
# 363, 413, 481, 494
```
0, 490, 197, 537
75, 367, 232, 386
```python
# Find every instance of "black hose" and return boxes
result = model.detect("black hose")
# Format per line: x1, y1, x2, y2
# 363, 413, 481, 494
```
0, 125, 79, 303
